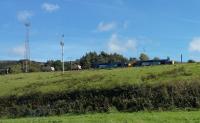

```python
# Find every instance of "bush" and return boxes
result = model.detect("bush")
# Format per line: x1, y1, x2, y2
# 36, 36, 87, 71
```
188, 60, 196, 63
1, 81, 200, 118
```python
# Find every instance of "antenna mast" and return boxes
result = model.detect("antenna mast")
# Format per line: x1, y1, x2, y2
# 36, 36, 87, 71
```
60, 34, 65, 74
24, 22, 31, 73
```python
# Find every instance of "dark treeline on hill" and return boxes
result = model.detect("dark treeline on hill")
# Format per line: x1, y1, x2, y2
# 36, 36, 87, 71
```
0, 60, 42, 74
45, 51, 130, 70
0, 51, 197, 74
0, 51, 133, 74
79, 51, 129, 69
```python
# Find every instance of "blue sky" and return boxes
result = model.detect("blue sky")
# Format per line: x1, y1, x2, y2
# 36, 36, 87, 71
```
1, 0, 200, 61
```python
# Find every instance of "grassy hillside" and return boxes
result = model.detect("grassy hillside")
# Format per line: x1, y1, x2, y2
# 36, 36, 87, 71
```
1, 63, 200, 117
0, 63, 199, 97
1, 111, 200, 123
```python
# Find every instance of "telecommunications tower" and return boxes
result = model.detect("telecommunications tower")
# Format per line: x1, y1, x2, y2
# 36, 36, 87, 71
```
60, 34, 65, 74
24, 22, 31, 73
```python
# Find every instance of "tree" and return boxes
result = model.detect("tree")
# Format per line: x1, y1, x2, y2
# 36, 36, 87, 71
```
139, 53, 149, 61
188, 59, 196, 63
153, 57, 160, 60
79, 51, 128, 69
109, 53, 128, 63
29, 61, 42, 72
80, 55, 91, 69
89, 52, 98, 68
44, 60, 63, 71
53, 60, 62, 71
98, 51, 109, 63
45, 60, 54, 67
129, 57, 138, 62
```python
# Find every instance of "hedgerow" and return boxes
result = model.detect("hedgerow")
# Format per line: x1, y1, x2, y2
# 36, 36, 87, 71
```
1, 80, 200, 118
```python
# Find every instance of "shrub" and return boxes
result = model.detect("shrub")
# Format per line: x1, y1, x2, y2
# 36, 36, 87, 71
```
1, 81, 200, 118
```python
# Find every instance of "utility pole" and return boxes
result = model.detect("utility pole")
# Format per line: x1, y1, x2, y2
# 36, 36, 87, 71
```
70, 61, 72, 71
181, 54, 183, 63
60, 34, 65, 74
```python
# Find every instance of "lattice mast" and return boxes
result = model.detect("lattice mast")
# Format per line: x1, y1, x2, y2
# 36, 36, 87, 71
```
24, 22, 31, 73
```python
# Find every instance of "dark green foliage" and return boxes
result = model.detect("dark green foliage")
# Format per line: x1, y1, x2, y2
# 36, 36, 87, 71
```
153, 57, 160, 60
79, 51, 128, 69
0, 51, 128, 72
129, 57, 138, 62
139, 53, 149, 61
29, 61, 42, 72
0, 61, 22, 74
1, 80, 200, 118
52, 60, 62, 71
0, 60, 44, 73
188, 59, 196, 63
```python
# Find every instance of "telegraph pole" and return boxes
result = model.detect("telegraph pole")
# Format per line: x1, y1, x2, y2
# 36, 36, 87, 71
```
181, 54, 183, 63
60, 35, 65, 74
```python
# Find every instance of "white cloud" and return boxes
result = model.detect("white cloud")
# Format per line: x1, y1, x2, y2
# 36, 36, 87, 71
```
108, 34, 137, 53
189, 37, 200, 52
42, 3, 60, 13
11, 45, 25, 56
97, 21, 116, 32
17, 10, 33, 23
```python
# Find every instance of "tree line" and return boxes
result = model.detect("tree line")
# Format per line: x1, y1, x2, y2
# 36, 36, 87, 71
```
0, 51, 197, 73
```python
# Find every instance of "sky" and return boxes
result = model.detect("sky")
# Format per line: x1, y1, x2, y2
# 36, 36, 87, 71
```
1, 0, 200, 62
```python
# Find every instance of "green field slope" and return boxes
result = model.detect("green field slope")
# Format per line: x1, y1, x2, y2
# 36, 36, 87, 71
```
1, 111, 200, 123
1, 63, 200, 118
0, 63, 199, 97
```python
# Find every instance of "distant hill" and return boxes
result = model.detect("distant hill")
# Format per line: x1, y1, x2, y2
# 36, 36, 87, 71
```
0, 60, 44, 73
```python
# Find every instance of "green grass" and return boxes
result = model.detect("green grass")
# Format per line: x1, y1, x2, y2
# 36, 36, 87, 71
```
1, 63, 200, 120
0, 63, 200, 97
1, 111, 200, 123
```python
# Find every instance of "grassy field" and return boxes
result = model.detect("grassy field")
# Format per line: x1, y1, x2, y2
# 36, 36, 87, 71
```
1, 111, 200, 123
0, 63, 200, 97
1, 63, 200, 118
